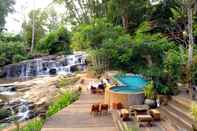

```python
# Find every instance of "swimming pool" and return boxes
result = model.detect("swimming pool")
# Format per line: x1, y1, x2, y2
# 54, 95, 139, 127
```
105, 74, 147, 106
112, 75, 147, 93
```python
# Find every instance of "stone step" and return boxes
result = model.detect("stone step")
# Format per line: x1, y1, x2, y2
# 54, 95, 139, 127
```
160, 106, 193, 131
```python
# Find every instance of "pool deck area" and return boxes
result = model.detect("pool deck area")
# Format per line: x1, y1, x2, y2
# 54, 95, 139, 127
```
42, 78, 117, 131
42, 74, 186, 131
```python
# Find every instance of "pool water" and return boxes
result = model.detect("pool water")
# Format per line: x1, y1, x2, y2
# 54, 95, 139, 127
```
112, 75, 147, 93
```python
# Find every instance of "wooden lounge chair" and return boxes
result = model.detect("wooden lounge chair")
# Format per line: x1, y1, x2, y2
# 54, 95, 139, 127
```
120, 109, 130, 121
149, 109, 160, 120
100, 104, 109, 115
90, 86, 97, 94
91, 103, 100, 115
136, 114, 153, 127
112, 102, 123, 110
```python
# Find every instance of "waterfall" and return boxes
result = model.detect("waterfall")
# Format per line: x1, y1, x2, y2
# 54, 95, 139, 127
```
6, 66, 11, 80
3, 53, 86, 80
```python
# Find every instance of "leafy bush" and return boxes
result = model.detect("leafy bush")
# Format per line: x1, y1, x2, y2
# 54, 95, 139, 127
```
47, 91, 80, 117
71, 18, 132, 71
38, 26, 71, 55
156, 83, 171, 95
0, 108, 11, 119
15, 118, 44, 131
191, 103, 197, 122
0, 41, 28, 66
144, 81, 155, 99
163, 49, 182, 82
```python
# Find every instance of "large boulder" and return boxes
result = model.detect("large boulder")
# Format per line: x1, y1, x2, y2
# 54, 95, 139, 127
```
49, 68, 57, 75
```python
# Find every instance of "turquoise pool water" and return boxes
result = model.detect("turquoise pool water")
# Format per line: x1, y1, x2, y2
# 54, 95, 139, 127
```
111, 75, 147, 93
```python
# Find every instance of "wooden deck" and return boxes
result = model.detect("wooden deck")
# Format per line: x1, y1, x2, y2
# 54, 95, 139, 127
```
42, 80, 117, 131
112, 109, 179, 131
42, 75, 189, 131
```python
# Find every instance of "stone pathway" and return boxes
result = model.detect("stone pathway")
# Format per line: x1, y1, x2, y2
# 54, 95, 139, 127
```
42, 82, 117, 131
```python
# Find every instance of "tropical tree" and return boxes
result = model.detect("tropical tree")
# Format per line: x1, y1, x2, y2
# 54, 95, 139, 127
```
54, 0, 107, 25
150, 0, 196, 99
22, 9, 48, 50
38, 26, 71, 55
0, 0, 15, 32
107, 0, 149, 32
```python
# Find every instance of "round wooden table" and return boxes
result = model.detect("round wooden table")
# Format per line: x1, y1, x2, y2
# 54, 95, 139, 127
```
129, 105, 150, 115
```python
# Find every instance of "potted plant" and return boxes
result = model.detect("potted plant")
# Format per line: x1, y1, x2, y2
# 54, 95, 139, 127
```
191, 103, 197, 131
144, 81, 156, 108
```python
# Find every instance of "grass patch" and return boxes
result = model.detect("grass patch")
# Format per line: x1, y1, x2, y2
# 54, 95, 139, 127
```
47, 90, 80, 117
57, 76, 80, 88
14, 118, 44, 131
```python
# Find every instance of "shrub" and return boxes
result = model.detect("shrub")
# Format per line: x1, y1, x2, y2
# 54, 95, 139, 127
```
15, 118, 44, 131
0, 41, 28, 66
38, 26, 71, 55
156, 83, 171, 95
71, 18, 132, 70
144, 81, 155, 99
191, 103, 197, 122
47, 91, 80, 117
0, 109, 11, 120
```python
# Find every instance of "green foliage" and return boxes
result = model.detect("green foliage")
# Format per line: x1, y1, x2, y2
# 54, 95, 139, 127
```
38, 26, 71, 55
0, 108, 11, 120
47, 91, 80, 117
71, 18, 132, 70
0, 0, 15, 32
54, 0, 107, 24
131, 21, 184, 91
22, 9, 48, 48
57, 77, 80, 88
107, 0, 150, 32
0, 33, 23, 42
15, 118, 44, 131
191, 103, 197, 122
144, 81, 155, 99
0, 41, 28, 66
88, 49, 110, 75
124, 127, 138, 131
156, 83, 171, 95
163, 49, 182, 82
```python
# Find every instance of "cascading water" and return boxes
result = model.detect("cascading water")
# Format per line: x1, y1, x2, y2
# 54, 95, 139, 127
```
16, 100, 30, 122
3, 53, 86, 80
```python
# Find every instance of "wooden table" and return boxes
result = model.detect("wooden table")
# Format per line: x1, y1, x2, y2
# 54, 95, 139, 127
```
129, 105, 150, 115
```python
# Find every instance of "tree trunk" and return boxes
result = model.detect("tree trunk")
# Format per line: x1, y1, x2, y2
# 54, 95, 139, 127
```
122, 15, 129, 31
30, 0, 35, 53
187, 6, 193, 99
